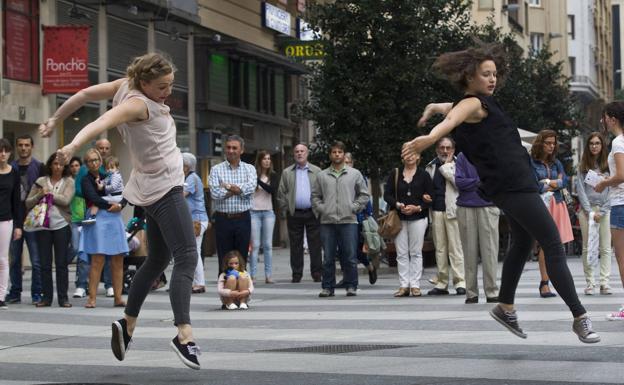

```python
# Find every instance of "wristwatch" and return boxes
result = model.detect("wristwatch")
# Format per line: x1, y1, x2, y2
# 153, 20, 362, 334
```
545, 179, 551, 185
225, 183, 231, 190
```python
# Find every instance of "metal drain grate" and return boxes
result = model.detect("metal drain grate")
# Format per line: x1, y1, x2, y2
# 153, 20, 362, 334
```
258, 344, 409, 354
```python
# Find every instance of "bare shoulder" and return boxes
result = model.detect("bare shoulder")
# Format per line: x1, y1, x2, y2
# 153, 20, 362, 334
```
457, 97, 487, 123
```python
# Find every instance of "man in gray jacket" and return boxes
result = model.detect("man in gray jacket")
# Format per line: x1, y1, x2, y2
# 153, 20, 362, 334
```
312, 141, 369, 297
277, 144, 323, 283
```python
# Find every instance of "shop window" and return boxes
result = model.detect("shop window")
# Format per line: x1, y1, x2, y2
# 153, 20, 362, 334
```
247, 62, 258, 111
209, 54, 229, 105
3, 0, 39, 83
229, 58, 242, 108
275, 72, 285, 117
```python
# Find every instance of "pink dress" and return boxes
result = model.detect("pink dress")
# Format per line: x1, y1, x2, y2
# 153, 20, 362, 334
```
548, 197, 574, 244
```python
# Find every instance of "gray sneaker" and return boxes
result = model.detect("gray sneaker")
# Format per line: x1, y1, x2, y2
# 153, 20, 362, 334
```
489, 304, 527, 339
346, 287, 357, 296
318, 289, 334, 298
573, 315, 600, 344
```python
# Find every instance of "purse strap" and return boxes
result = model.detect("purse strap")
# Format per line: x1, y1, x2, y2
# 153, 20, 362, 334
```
394, 168, 398, 202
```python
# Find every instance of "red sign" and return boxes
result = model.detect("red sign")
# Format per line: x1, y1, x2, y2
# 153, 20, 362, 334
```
4, 0, 39, 82
42, 25, 90, 94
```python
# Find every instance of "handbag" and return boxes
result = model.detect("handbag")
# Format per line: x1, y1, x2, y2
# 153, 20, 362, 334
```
23, 193, 53, 232
378, 168, 402, 239
561, 187, 574, 206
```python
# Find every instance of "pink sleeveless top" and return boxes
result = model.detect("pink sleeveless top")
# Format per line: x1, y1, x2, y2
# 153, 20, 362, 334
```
112, 79, 184, 206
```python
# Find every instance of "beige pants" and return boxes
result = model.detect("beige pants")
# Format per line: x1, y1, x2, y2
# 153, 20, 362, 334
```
457, 206, 500, 299
431, 210, 465, 289
578, 209, 611, 287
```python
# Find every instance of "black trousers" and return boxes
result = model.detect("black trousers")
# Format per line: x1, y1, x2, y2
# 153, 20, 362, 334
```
36, 226, 71, 305
287, 209, 322, 278
491, 191, 585, 318
215, 211, 251, 274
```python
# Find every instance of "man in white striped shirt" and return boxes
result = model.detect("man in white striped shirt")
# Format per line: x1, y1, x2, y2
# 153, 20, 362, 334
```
209, 135, 257, 274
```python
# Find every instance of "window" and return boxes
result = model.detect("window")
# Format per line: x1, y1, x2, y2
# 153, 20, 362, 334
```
568, 15, 575, 40
569, 57, 576, 76
506, 0, 522, 33
478, 0, 494, 10
3, 0, 39, 83
529, 0, 541, 6
530, 33, 544, 53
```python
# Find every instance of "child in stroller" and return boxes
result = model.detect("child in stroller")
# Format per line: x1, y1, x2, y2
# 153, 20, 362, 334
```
123, 207, 168, 294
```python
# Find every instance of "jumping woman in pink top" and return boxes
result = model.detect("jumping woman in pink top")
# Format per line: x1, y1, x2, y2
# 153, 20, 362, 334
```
39, 53, 200, 370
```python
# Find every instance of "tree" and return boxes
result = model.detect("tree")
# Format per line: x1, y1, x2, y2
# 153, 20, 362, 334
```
304, 0, 473, 213
303, 1, 580, 213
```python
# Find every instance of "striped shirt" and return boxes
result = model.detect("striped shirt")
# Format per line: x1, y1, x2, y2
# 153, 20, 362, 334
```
209, 160, 257, 213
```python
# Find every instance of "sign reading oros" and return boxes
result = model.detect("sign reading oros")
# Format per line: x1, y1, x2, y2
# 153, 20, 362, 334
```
42, 25, 90, 94
284, 41, 324, 60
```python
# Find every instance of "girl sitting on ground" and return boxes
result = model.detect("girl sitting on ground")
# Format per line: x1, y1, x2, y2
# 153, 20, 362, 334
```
217, 250, 254, 310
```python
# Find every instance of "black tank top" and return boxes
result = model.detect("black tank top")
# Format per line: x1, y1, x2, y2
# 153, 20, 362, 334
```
453, 94, 538, 199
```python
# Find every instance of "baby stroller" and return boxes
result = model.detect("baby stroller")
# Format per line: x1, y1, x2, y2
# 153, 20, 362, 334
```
122, 214, 168, 294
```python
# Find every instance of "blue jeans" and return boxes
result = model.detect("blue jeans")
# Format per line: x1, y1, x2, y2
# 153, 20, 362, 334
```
320, 223, 358, 291
8, 230, 41, 301
250, 210, 276, 278
70, 223, 89, 290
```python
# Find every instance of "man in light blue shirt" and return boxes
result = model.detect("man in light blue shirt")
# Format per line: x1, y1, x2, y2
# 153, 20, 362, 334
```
209, 135, 257, 273
277, 144, 322, 283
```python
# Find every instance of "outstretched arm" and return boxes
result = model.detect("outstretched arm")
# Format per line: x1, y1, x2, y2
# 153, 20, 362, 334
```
39, 78, 127, 137
417, 103, 453, 127
56, 98, 147, 164
402, 98, 484, 158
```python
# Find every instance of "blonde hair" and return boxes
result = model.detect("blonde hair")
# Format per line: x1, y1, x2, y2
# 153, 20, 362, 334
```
83, 148, 102, 164
126, 52, 176, 91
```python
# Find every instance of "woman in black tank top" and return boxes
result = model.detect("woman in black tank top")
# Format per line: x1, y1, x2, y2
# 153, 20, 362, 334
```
402, 43, 599, 344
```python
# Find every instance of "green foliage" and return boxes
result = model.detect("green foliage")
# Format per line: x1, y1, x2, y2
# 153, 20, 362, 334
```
303, 0, 580, 177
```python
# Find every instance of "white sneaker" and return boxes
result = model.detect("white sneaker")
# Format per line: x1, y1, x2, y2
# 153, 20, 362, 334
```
226, 303, 238, 310
106, 287, 114, 297
584, 285, 594, 295
73, 288, 86, 298
239, 303, 248, 310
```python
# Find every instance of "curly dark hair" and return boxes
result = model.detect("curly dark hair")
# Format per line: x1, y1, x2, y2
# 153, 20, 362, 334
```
44, 153, 71, 177
432, 42, 508, 91
530, 129, 558, 164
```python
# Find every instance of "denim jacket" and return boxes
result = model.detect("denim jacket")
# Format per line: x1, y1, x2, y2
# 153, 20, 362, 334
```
531, 158, 568, 203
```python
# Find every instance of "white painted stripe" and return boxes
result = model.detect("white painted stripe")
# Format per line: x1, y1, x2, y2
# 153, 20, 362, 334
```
5, 307, 619, 322
2, 320, 623, 347
0, 348, 621, 383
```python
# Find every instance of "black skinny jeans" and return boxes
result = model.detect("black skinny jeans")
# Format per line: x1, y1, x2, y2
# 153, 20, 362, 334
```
491, 191, 586, 318
125, 186, 197, 325
36, 225, 71, 305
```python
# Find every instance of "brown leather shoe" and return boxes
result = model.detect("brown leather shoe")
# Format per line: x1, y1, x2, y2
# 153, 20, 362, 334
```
265, 277, 274, 284
410, 288, 422, 297
393, 287, 410, 297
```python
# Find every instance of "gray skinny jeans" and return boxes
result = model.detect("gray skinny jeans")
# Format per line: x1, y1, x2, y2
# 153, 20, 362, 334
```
124, 186, 197, 325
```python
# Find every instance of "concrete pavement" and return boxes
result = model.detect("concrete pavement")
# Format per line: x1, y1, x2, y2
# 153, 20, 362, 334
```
0, 249, 622, 385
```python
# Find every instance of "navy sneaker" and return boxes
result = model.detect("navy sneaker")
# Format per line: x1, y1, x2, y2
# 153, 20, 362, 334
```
111, 318, 132, 361
31, 294, 42, 305
5, 295, 20, 304
170, 336, 201, 370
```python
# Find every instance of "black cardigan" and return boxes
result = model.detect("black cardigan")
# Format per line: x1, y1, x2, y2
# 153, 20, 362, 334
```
383, 167, 433, 221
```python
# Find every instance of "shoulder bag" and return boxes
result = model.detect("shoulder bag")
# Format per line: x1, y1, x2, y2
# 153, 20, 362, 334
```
378, 168, 402, 239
